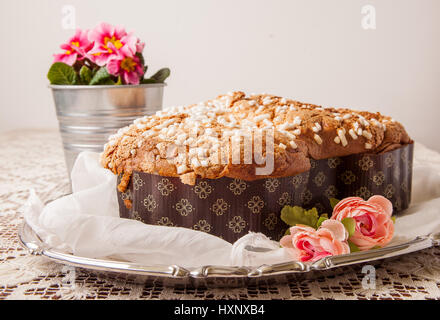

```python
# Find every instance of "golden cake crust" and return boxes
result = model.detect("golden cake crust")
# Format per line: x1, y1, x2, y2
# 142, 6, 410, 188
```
100, 92, 412, 191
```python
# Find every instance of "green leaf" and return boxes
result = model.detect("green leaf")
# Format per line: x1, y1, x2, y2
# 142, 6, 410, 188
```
348, 240, 360, 253
280, 206, 319, 229
79, 66, 93, 84
341, 217, 356, 236
136, 52, 145, 67
284, 228, 291, 236
329, 198, 340, 209
141, 78, 158, 84
317, 215, 328, 228
150, 67, 170, 83
115, 76, 122, 85
99, 78, 115, 85
391, 216, 396, 224
89, 67, 112, 85
47, 62, 78, 85
371, 245, 382, 250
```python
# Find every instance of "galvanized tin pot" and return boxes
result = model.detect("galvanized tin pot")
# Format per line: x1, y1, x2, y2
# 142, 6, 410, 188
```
50, 83, 166, 179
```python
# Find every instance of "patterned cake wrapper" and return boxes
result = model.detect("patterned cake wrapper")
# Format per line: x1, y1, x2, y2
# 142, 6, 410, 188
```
117, 143, 414, 243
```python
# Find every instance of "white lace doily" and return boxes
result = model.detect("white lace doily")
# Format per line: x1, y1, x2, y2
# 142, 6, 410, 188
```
0, 129, 439, 300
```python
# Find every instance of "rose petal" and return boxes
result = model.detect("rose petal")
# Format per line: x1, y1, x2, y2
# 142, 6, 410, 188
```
368, 195, 393, 217
290, 225, 316, 237
280, 235, 294, 248
319, 219, 348, 242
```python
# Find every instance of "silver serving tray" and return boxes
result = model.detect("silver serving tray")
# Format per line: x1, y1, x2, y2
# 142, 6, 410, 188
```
18, 221, 440, 287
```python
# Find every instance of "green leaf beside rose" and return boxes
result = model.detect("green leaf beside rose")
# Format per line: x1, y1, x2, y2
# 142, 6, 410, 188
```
317, 214, 328, 228
281, 206, 320, 229
329, 198, 340, 209
348, 240, 360, 252
341, 217, 356, 237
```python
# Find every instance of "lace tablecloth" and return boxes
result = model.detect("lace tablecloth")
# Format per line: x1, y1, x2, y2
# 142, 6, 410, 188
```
0, 129, 439, 300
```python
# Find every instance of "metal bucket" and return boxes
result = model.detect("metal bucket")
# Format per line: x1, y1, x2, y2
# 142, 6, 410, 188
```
50, 83, 166, 179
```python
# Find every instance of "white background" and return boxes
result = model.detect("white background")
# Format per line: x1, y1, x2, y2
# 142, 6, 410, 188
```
0, 0, 439, 149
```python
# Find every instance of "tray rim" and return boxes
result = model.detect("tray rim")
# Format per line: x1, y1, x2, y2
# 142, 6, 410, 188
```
17, 220, 440, 280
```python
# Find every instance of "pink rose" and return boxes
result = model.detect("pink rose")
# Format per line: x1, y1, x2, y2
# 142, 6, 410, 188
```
280, 219, 350, 262
331, 195, 394, 251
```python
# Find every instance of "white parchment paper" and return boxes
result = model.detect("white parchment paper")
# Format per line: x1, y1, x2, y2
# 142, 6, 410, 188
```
22, 143, 440, 267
